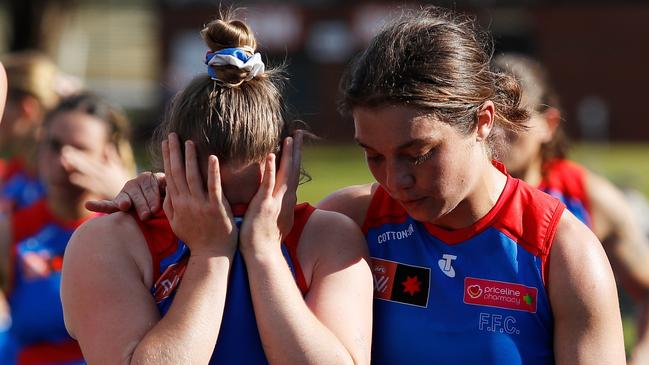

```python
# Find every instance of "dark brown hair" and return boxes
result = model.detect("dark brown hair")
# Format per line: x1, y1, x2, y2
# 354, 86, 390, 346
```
493, 54, 569, 162
44, 91, 136, 174
340, 6, 529, 158
152, 10, 293, 170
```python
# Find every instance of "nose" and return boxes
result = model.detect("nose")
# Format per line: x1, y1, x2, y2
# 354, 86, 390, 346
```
385, 159, 415, 192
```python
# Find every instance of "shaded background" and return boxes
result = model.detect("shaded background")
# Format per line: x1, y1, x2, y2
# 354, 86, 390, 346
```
2, 0, 648, 203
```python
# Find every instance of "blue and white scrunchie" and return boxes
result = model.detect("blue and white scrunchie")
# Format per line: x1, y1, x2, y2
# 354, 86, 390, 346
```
205, 47, 265, 82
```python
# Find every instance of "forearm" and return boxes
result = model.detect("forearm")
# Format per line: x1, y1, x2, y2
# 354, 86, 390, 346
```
130, 254, 231, 364
245, 251, 356, 365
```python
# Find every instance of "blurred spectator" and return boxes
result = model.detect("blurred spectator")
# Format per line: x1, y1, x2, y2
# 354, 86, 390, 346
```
0, 92, 135, 365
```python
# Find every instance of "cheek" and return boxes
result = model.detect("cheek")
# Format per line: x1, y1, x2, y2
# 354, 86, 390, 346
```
366, 161, 386, 185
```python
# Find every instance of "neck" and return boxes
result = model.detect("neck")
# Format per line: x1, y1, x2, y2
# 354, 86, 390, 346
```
46, 189, 96, 222
509, 155, 544, 187
433, 162, 507, 230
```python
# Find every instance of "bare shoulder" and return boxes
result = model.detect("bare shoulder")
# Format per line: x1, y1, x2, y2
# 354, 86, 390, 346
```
317, 183, 378, 227
550, 209, 611, 282
302, 209, 368, 251
297, 208, 369, 282
549, 205, 626, 363
64, 212, 153, 297
62, 213, 162, 361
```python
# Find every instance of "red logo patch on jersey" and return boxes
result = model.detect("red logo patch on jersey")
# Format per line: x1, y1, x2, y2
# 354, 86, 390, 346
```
153, 257, 188, 303
463, 277, 538, 313
372, 257, 430, 308
19, 251, 64, 280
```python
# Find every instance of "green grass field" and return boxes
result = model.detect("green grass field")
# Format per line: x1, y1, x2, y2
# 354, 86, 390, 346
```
298, 142, 649, 203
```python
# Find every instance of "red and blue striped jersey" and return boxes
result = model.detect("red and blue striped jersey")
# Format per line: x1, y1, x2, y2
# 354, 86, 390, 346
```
364, 163, 564, 364
540, 159, 591, 227
0, 158, 46, 213
133, 203, 315, 364
3, 200, 89, 365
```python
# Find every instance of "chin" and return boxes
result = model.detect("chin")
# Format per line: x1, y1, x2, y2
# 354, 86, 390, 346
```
400, 199, 446, 223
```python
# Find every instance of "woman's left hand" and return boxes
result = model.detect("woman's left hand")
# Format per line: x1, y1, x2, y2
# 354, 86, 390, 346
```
239, 135, 299, 260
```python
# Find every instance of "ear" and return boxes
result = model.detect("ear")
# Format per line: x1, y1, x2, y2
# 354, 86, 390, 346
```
475, 101, 495, 142
540, 107, 561, 143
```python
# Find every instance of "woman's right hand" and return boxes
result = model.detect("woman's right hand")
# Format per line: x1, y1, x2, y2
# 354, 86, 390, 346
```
84, 171, 166, 220
162, 133, 238, 257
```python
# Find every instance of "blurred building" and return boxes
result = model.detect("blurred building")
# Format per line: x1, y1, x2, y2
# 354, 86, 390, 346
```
1, 0, 648, 143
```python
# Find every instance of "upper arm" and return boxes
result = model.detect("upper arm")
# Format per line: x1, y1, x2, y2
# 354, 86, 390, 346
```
549, 210, 625, 365
61, 213, 159, 364
299, 210, 373, 365
586, 171, 649, 297
316, 184, 376, 227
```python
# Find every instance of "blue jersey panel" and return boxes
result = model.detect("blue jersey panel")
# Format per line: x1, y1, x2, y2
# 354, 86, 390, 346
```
542, 187, 590, 227
9, 223, 72, 345
367, 217, 554, 365
1, 173, 46, 210
154, 239, 299, 364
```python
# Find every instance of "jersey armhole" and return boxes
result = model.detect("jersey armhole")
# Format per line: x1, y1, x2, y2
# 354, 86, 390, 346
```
542, 201, 566, 287
129, 211, 177, 283
283, 203, 316, 295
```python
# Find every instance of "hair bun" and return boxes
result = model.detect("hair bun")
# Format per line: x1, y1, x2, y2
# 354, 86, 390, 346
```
201, 17, 258, 86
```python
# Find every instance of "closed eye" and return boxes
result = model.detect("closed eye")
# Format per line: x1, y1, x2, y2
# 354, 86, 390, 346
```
410, 148, 436, 166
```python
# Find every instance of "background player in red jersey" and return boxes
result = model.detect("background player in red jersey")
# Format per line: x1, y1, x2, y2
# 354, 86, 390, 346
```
61, 13, 372, 365
495, 53, 649, 365
0, 92, 136, 365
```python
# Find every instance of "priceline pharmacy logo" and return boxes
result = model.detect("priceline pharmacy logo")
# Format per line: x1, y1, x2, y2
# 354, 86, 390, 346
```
463, 277, 538, 313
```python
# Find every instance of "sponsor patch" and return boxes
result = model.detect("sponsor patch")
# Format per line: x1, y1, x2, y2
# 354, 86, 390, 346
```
372, 257, 430, 307
463, 277, 538, 313
153, 257, 189, 303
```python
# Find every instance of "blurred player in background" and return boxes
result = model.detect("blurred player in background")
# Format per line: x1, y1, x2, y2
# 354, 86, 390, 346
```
0, 92, 136, 365
495, 53, 649, 364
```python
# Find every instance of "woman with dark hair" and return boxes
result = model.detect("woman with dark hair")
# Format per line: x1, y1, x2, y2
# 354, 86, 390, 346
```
96, 7, 625, 364
61, 13, 372, 365
495, 53, 649, 365
0, 92, 136, 365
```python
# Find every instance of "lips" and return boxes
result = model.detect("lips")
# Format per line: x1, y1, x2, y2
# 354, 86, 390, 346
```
399, 197, 426, 207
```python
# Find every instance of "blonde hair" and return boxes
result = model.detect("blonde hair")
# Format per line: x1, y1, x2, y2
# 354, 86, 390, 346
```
3, 51, 60, 110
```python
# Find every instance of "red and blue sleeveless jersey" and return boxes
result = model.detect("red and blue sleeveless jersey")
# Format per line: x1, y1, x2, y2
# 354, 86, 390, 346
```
2, 200, 88, 365
539, 159, 591, 227
133, 203, 315, 364
0, 158, 46, 213
363, 164, 565, 364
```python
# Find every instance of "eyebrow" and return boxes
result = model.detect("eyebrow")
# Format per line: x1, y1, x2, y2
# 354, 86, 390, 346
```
355, 137, 437, 151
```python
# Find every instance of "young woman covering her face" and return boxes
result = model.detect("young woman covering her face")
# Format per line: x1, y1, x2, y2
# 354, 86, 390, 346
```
61, 13, 372, 365
93, 7, 625, 365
